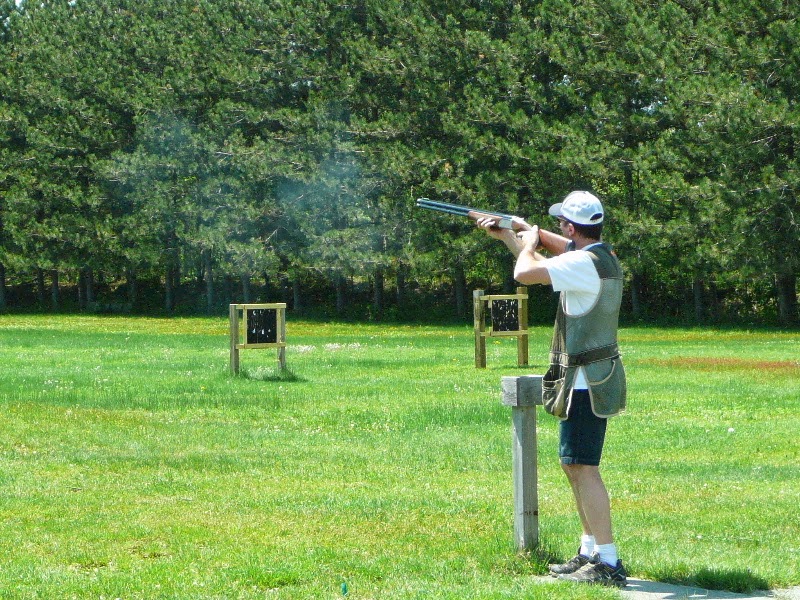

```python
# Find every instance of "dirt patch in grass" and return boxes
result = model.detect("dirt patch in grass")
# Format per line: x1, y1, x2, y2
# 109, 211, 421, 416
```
643, 357, 800, 372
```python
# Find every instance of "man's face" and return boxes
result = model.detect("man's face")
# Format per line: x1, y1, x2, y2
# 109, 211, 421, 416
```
558, 218, 574, 237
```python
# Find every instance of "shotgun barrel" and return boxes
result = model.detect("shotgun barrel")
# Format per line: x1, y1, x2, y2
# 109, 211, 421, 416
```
416, 198, 515, 230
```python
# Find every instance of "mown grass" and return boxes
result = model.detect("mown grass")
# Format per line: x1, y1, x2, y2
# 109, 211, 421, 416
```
0, 315, 798, 599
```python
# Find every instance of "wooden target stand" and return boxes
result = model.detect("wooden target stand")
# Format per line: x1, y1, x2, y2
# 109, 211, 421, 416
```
473, 287, 529, 368
229, 303, 287, 374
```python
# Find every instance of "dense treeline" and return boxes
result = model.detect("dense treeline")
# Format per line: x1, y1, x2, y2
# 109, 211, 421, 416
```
0, 0, 797, 324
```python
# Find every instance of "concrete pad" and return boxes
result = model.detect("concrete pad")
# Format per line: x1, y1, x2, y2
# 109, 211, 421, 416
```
534, 576, 800, 599
621, 579, 800, 600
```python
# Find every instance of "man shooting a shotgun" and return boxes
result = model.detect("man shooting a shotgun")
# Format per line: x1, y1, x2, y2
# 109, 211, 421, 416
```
476, 191, 628, 588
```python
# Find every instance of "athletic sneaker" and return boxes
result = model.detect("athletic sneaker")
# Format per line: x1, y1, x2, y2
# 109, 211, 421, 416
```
558, 556, 628, 587
548, 552, 591, 576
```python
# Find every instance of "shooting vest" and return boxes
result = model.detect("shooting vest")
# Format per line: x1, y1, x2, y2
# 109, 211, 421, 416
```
542, 242, 626, 420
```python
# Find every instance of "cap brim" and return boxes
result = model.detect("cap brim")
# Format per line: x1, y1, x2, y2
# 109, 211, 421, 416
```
548, 203, 563, 218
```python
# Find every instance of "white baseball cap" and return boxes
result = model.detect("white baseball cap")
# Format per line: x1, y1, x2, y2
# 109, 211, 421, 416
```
548, 191, 604, 225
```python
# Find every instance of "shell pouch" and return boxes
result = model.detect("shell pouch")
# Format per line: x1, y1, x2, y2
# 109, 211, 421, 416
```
542, 363, 569, 419
585, 359, 626, 417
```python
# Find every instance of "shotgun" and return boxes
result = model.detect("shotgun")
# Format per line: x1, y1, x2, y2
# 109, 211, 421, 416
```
415, 197, 568, 254
415, 198, 520, 230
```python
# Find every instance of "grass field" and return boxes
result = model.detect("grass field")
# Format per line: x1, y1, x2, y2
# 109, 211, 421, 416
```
0, 314, 798, 599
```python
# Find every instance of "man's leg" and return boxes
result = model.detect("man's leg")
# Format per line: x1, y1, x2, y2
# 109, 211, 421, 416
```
550, 390, 626, 586
549, 391, 610, 576
562, 463, 613, 546
558, 459, 627, 587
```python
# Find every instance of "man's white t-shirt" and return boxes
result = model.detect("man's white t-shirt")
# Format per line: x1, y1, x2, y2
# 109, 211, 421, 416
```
541, 243, 602, 389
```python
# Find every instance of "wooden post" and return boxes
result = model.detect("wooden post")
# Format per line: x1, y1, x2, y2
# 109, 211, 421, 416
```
501, 375, 543, 552
516, 286, 529, 367
229, 303, 240, 375
473, 290, 487, 368
277, 305, 287, 371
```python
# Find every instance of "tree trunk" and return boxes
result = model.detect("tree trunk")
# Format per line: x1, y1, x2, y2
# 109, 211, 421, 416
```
241, 274, 251, 303
453, 263, 467, 318
503, 272, 516, 294
630, 271, 643, 319
292, 278, 302, 311
222, 275, 232, 307
165, 264, 174, 312
395, 264, 406, 310
203, 248, 214, 314
127, 267, 137, 307
50, 269, 59, 311
692, 276, 705, 324
85, 267, 95, 306
335, 273, 346, 315
36, 268, 46, 307
0, 262, 6, 310
263, 272, 271, 300
78, 269, 86, 309
280, 275, 290, 305
373, 266, 384, 320
775, 269, 798, 326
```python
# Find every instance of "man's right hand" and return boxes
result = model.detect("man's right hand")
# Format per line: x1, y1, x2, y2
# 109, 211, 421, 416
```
517, 227, 540, 250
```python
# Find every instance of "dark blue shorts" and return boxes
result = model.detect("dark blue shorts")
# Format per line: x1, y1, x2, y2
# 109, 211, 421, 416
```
559, 389, 607, 466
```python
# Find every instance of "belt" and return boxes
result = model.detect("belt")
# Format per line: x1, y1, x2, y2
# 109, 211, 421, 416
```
550, 344, 620, 367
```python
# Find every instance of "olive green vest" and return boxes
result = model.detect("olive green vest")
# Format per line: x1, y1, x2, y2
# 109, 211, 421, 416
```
542, 243, 626, 420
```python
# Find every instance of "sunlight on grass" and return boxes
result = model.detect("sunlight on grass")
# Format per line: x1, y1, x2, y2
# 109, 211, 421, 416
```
0, 315, 798, 598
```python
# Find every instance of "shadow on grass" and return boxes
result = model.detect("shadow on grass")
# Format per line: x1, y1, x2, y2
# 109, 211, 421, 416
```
650, 566, 770, 594
236, 367, 307, 383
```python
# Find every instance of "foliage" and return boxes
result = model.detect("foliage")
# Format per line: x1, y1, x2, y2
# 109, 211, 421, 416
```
0, 0, 797, 323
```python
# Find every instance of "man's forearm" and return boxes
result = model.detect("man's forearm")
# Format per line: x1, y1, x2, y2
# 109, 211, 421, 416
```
514, 244, 552, 285
496, 229, 525, 257
537, 228, 570, 255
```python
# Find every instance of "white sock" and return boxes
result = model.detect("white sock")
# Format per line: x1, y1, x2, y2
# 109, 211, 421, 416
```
595, 543, 618, 567
579, 534, 596, 557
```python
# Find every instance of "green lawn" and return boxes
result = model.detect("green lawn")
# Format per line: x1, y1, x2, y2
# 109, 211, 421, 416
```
0, 315, 798, 599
